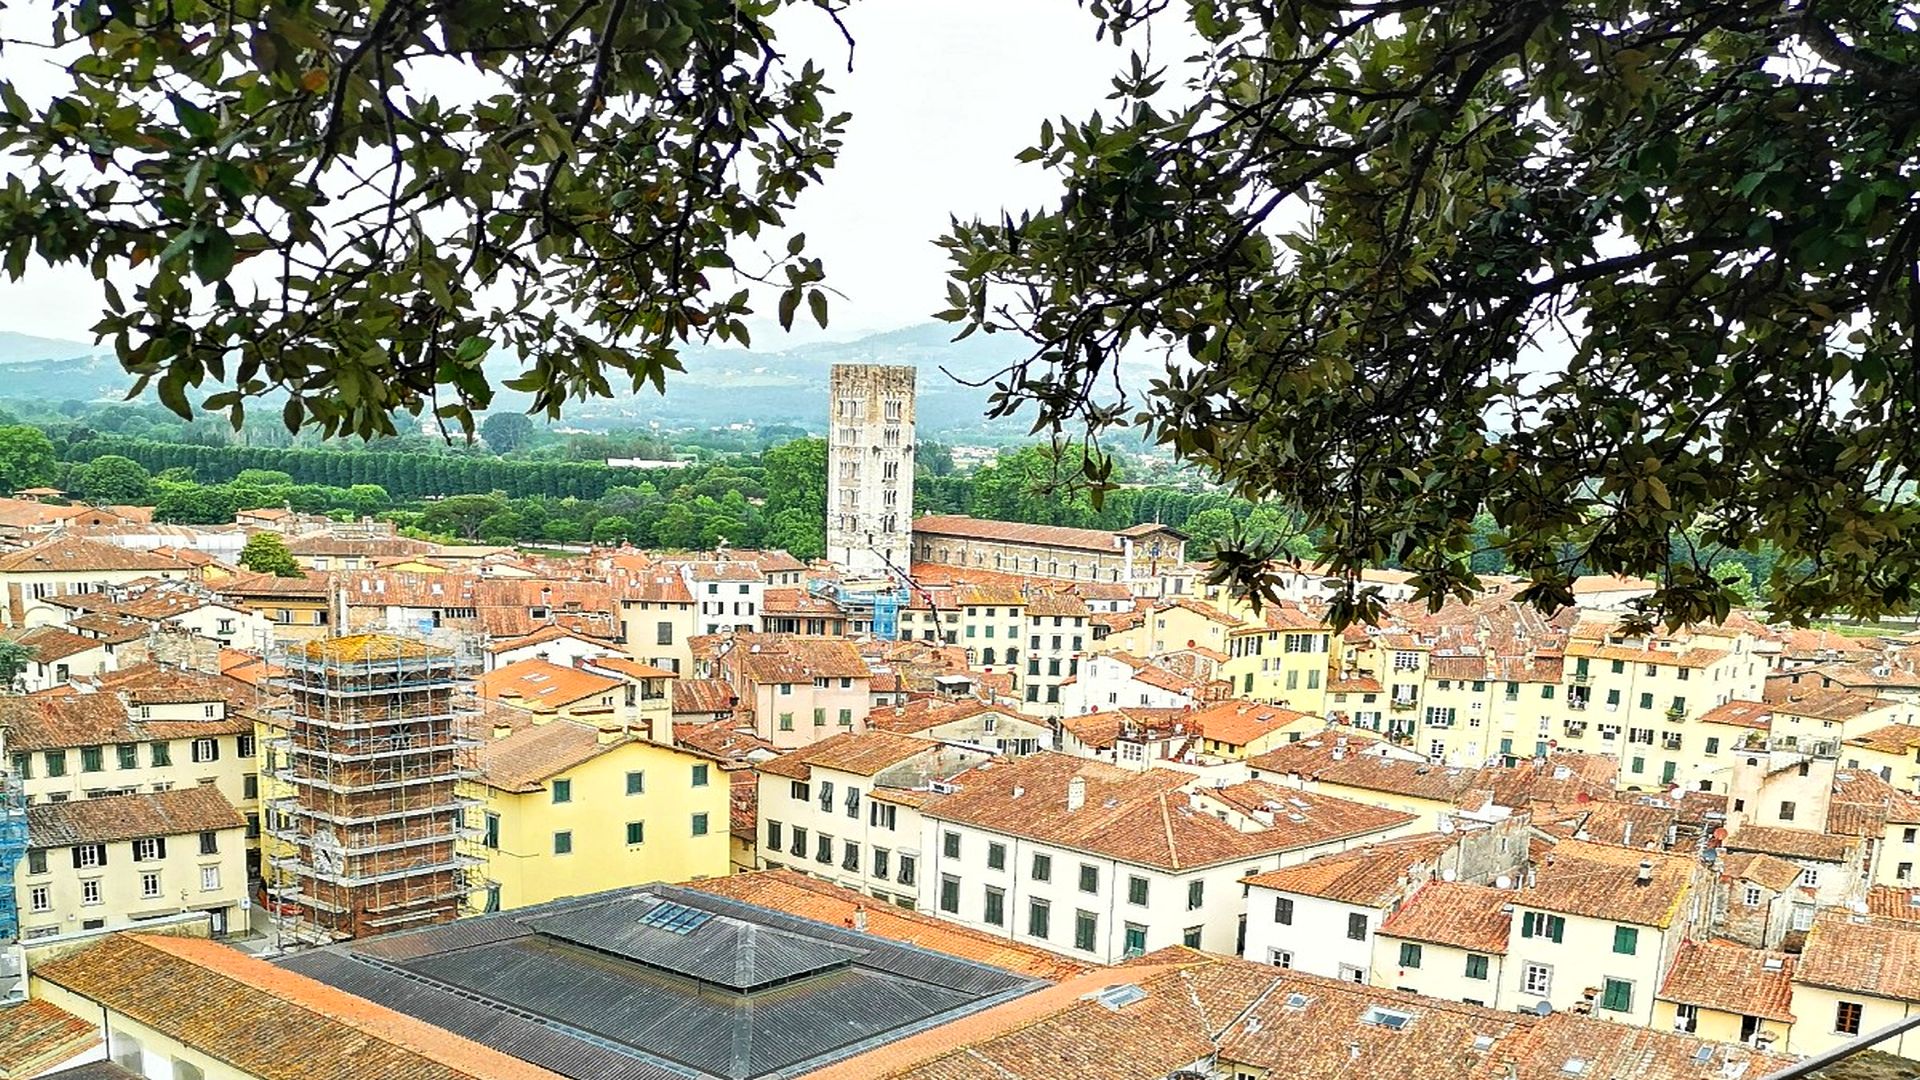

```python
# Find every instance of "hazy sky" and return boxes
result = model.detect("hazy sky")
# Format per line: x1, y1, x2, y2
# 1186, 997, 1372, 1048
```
0, 1, 1143, 346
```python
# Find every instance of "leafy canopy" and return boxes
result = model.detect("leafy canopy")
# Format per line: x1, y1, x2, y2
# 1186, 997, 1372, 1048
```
0, 0, 849, 438
938, 0, 1920, 628
238, 529, 301, 575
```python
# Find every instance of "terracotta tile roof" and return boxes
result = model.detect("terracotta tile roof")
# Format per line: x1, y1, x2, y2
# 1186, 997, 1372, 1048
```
703, 635, 870, 683
925, 753, 1412, 872
13, 625, 105, 662
674, 719, 775, 765
1724, 824, 1858, 864
1056, 707, 1188, 750
1797, 910, 1920, 1001
1378, 881, 1514, 953
1698, 699, 1772, 730
1657, 942, 1796, 1022
1571, 573, 1657, 595
214, 570, 331, 598
1520, 840, 1697, 928
476, 658, 621, 710
1771, 686, 1892, 722
580, 655, 677, 681
284, 535, 436, 557
1866, 885, 1920, 921
1528, 799, 1677, 849
0, 693, 139, 750
482, 624, 612, 654
760, 587, 843, 616
32, 934, 565, 1080
1328, 674, 1384, 694
0, 999, 99, 1075
1718, 851, 1804, 893
0, 537, 186, 574
620, 572, 694, 604
90, 662, 256, 711
1023, 591, 1090, 617
1509, 1012, 1792, 1080
756, 730, 939, 780
28, 785, 244, 847
686, 869, 1087, 982
474, 719, 626, 793
866, 697, 1024, 736
1185, 699, 1318, 748
68, 612, 151, 644
1847, 723, 1920, 756
1241, 832, 1456, 905
671, 678, 738, 715
912, 514, 1154, 554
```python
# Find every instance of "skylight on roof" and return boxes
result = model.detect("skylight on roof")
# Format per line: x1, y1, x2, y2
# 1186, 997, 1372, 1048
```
1692, 1047, 1715, 1065
1089, 984, 1147, 1011
1472, 1035, 1496, 1053
635, 901, 713, 935
1761, 957, 1784, 971
1563, 1059, 1588, 1076
1284, 992, 1312, 1010
1360, 1005, 1414, 1031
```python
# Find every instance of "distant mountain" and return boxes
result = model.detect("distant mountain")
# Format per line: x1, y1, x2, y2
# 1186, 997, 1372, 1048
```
0, 330, 104, 365
0, 322, 1139, 437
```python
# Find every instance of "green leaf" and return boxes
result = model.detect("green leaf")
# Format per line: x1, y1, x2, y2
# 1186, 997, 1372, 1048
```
192, 228, 235, 283
807, 289, 828, 329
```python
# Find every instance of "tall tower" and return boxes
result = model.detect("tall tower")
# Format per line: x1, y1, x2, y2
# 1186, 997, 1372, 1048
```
263, 633, 484, 941
827, 364, 915, 577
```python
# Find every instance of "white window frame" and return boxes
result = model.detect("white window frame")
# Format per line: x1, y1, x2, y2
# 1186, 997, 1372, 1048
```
1523, 962, 1553, 996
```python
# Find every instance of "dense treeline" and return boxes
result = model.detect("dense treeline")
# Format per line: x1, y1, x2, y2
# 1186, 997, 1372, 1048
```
69, 437, 618, 500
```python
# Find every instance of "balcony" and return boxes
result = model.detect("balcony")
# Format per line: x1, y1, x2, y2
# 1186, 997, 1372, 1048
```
1571, 672, 1591, 685
1390, 697, 1418, 711
1666, 707, 1687, 720
1568, 699, 1588, 712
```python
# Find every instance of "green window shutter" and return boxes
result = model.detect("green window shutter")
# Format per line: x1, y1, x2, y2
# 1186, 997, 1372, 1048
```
1549, 915, 1565, 943
1613, 926, 1638, 955
1399, 943, 1421, 968
1520, 912, 1535, 938
1602, 978, 1633, 1012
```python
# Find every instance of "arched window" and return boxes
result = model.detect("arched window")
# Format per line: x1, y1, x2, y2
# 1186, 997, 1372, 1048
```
982, 648, 997, 665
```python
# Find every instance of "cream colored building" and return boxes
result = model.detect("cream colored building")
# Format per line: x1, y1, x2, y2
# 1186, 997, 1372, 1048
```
17, 785, 249, 939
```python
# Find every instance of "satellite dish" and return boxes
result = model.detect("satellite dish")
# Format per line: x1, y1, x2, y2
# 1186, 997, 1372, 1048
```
1441, 868, 1458, 882
1495, 875, 1514, 890
1438, 818, 1456, 834
1533, 1000, 1554, 1016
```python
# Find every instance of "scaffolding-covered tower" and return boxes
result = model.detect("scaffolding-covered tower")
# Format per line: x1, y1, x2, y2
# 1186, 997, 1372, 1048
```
263, 633, 484, 942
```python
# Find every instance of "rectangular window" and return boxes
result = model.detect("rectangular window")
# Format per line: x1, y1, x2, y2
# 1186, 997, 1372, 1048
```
551, 778, 572, 804
553, 830, 573, 854
1600, 978, 1633, 1014
8, 753, 28, 779
898, 853, 916, 886
1779, 800, 1796, 822
943, 831, 961, 858
1127, 876, 1149, 906
45, 750, 66, 777
939, 874, 960, 913
1184, 926, 1204, 948
1078, 863, 1099, 894
26, 850, 45, 875
1613, 926, 1639, 955
873, 848, 890, 880
28, 886, 48, 912
484, 812, 500, 849
150, 742, 170, 766
81, 746, 103, 772
1275, 896, 1294, 924
1465, 953, 1489, 980
1519, 911, 1566, 942
1347, 912, 1367, 940
627, 821, 646, 845
1032, 852, 1052, 881
984, 886, 1005, 926
1028, 898, 1050, 939
841, 841, 859, 871
190, 738, 218, 763
198, 831, 218, 856
1074, 910, 1098, 952
1523, 962, 1552, 996
141, 871, 162, 899
82, 879, 101, 906
1399, 942, 1422, 968
1836, 1001, 1864, 1035
1187, 879, 1204, 910
987, 841, 1006, 870
1126, 923, 1149, 957
133, 837, 164, 862
766, 820, 783, 852
626, 771, 645, 795
815, 833, 832, 864
692, 764, 710, 787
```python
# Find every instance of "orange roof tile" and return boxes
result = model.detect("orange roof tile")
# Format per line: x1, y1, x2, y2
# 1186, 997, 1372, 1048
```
1657, 942, 1795, 1022
34, 934, 564, 1080
1378, 881, 1514, 953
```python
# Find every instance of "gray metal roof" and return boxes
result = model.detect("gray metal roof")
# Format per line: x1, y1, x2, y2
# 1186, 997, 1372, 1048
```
526, 897, 867, 991
276, 883, 1048, 1080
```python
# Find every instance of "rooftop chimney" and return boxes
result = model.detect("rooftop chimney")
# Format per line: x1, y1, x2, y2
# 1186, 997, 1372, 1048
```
1635, 860, 1653, 886
492, 722, 514, 740
852, 905, 868, 932
1067, 775, 1087, 812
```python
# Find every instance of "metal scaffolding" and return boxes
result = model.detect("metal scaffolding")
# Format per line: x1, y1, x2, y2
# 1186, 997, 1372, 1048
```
260, 632, 487, 944
0, 762, 24, 943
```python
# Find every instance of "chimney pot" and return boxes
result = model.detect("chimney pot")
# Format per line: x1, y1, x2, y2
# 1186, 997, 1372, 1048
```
1067, 775, 1087, 812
